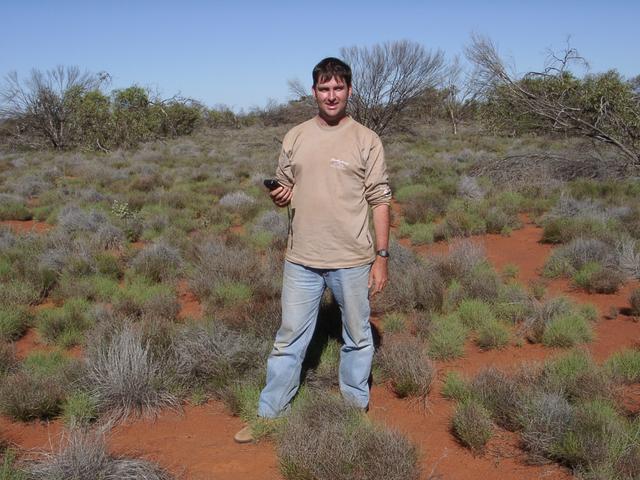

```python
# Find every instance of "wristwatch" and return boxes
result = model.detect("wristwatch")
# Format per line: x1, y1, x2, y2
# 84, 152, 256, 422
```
376, 249, 390, 258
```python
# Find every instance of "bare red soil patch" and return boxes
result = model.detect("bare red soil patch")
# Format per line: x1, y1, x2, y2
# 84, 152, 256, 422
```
0, 219, 53, 234
109, 402, 281, 480
177, 279, 203, 320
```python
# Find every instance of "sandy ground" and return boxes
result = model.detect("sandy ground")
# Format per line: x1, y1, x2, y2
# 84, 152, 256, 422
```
1, 216, 638, 479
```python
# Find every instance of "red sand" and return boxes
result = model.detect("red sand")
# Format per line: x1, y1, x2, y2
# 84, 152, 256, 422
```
0, 220, 53, 234
2, 216, 639, 479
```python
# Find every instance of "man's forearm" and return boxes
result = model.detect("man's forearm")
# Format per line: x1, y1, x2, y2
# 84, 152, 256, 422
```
372, 204, 390, 251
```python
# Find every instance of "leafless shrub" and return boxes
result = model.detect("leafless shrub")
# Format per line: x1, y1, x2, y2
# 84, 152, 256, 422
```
377, 335, 435, 398
130, 242, 182, 282
85, 324, 178, 422
457, 175, 484, 200
278, 391, 420, 480
519, 391, 574, 464
172, 321, 269, 393
27, 428, 175, 480
471, 367, 522, 430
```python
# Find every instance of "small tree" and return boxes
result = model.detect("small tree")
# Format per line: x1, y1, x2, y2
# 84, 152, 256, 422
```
442, 55, 479, 135
341, 40, 446, 135
0, 66, 106, 149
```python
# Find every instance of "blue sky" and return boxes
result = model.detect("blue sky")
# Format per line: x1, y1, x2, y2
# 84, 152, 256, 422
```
1, 0, 638, 111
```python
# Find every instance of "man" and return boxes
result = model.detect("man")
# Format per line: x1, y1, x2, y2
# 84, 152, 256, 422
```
235, 57, 391, 443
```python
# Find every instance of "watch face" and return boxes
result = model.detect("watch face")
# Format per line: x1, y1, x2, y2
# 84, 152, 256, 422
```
377, 250, 390, 258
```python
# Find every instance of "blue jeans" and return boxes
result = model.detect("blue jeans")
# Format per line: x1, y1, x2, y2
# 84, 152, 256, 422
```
257, 260, 373, 418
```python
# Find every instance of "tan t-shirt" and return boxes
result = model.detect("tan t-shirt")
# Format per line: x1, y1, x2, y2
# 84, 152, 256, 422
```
275, 116, 391, 269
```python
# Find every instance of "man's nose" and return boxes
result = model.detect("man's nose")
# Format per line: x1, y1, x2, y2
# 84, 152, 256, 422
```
328, 90, 336, 101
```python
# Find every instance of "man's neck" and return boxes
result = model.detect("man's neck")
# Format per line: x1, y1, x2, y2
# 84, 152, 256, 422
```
316, 113, 349, 127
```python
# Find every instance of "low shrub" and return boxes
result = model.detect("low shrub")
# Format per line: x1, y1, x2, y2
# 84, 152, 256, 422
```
0, 305, 31, 341
26, 429, 175, 480
476, 318, 510, 350
451, 399, 493, 452
62, 391, 98, 427
525, 296, 574, 343
130, 242, 182, 282
377, 335, 435, 398
441, 371, 471, 402
113, 277, 179, 321
304, 338, 341, 391
211, 281, 253, 307
172, 320, 268, 395
604, 349, 640, 384
631, 289, 640, 316
37, 298, 92, 348
0, 195, 31, 221
541, 312, 593, 348
377, 241, 445, 313
461, 262, 501, 302
381, 312, 405, 334
553, 399, 629, 473
0, 342, 17, 377
519, 391, 574, 464
427, 314, 467, 360
278, 392, 420, 480
456, 299, 494, 329
86, 324, 178, 422
470, 367, 522, 430
0, 351, 77, 421
541, 350, 612, 402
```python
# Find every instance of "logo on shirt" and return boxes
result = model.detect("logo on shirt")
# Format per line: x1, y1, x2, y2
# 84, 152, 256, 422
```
330, 158, 349, 170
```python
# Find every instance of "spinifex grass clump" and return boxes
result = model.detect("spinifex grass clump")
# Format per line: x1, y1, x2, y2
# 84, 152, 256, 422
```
172, 319, 268, 396
451, 399, 493, 452
427, 314, 467, 360
377, 335, 435, 398
525, 296, 596, 348
130, 241, 182, 282
113, 276, 179, 321
278, 392, 420, 480
0, 351, 79, 421
37, 298, 92, 347
26, 428, 175, 480
0, 305, 31, 341
541, 350, 612, 402
85, 324, 178, 422
377, 241, 445, 313
604, 349, 640, 384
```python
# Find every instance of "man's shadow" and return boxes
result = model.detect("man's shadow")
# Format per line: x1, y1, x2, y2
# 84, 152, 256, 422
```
300, 291, 381, 390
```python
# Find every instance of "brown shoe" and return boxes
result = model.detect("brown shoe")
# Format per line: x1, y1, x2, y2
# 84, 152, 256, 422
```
234, 424, 254, 444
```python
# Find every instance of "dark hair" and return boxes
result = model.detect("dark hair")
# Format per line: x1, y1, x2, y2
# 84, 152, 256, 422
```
312, 57, 352, 88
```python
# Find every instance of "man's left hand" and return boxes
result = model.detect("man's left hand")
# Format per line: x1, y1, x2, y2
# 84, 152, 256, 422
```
368, 256, 388, 297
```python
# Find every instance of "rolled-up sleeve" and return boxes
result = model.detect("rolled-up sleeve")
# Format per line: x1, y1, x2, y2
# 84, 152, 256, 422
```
364, 135, 392, 207
275, 145, 295, 188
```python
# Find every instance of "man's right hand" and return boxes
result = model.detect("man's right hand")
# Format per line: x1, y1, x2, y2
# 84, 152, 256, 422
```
270, 185, 292, 207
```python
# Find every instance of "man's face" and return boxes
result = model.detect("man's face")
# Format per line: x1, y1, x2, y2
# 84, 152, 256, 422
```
312, 76, 351, 124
